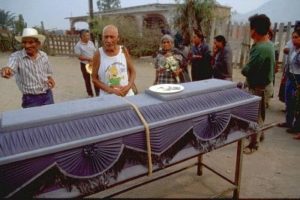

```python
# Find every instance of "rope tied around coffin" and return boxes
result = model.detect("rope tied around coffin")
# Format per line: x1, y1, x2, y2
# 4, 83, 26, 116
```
121, 97, 153, 176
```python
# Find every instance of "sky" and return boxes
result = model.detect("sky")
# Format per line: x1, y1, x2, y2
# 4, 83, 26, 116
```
0, 0, 270, 30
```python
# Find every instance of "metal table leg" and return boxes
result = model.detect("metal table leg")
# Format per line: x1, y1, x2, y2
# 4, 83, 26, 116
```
233, 139, 244, 199
197, 154, 203, 176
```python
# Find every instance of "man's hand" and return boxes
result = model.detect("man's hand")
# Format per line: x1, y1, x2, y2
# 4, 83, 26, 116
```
110, 86, 126, 97
1, 67, 13, 79
110, 85, 131, 97
119, 85, 131, 96
47, 77, 55, 89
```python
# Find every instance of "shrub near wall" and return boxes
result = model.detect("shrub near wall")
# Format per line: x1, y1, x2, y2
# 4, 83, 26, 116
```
0, 34, 12, 51
92, 16, 161, 57
0, 29, 15, 52
127, 28, 161, 57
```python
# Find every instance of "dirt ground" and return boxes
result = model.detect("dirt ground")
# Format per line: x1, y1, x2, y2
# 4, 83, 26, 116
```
0, 52, 299, 198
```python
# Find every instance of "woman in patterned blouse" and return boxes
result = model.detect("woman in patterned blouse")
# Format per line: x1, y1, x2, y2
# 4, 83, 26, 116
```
153, 34, 187, 84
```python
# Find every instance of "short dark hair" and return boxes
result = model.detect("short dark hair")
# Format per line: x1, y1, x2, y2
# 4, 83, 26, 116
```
214, 35, 226, 46
293, 29, 300, 37
193, 29, 204, 41
79, 29, 89, 38
295, 20, 300, 31
248, 14, 271, 36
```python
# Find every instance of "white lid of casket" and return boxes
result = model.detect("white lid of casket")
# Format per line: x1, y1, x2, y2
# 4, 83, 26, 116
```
145, 79, 237, 101
0, 95, 131, 132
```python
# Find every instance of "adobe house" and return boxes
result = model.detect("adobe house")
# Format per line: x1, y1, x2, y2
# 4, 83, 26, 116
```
66, 3, 231, 44
66, 4, 177, 33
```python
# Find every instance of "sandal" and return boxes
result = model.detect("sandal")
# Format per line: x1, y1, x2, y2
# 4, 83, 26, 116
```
243, 142, 259, 154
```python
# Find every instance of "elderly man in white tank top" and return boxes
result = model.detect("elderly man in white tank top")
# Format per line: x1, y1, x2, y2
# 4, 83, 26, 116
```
92, 25, 136, 97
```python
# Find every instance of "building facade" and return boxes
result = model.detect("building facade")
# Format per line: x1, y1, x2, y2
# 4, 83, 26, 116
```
66, 3, 231, 39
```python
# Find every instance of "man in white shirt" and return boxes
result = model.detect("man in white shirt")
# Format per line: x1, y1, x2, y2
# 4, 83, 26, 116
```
74, 29, 98, 97
91, 25, 136, 97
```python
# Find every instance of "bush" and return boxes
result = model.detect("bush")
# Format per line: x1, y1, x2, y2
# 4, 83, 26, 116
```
0, 35, 12, 51
91, 16, 161, 57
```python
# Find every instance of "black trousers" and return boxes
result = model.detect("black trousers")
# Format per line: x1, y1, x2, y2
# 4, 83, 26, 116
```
80, 62, 99, 97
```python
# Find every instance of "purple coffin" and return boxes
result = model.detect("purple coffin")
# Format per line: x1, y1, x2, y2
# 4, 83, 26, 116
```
0, 79, 260, 198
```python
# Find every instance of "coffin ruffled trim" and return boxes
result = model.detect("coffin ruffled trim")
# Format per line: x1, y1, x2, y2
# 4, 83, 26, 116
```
193, 111, 231, 141
55, 138, 124, 178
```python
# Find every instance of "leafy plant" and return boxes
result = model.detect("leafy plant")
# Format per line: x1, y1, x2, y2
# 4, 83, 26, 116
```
0, 10, 28, 51
91, 16, 161, 57
14, 14, 27, 35
0, 9, 15, 30
174, 0, 215, 45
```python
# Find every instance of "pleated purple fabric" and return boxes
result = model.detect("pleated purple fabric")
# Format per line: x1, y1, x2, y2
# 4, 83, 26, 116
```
0, 85, 260, 197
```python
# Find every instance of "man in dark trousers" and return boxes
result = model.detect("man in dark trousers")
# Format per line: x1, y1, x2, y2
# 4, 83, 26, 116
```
74, 29, 98, 97
241, 14, 275, 154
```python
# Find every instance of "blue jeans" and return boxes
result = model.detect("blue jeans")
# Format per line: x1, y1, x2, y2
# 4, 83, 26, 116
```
285, 73, 300, 130
22, 89, 54, 108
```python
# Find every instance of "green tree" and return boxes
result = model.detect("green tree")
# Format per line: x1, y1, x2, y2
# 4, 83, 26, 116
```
97, 0, 121, 11
0, 9, 15, 30
14, 14, 27, 35
174, 0, 215, 45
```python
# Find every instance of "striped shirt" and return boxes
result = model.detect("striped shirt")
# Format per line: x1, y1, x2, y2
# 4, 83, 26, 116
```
7, 49, 53, 94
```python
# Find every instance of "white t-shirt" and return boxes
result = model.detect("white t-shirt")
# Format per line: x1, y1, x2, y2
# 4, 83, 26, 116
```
98, 46, 134, 97
74, 40, 96, 64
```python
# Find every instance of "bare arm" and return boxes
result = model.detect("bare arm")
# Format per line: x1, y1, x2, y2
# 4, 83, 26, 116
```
122, 47, 136, 93
113, 47, 137, 96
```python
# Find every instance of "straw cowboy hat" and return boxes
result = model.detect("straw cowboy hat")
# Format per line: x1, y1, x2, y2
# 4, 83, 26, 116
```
15, 28, 46, 44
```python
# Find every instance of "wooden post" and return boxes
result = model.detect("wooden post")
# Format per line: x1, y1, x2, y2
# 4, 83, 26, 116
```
272, 22, 278, 43
239, 23, 247, 69
281, 22, 292, 67
58, 35, 62, 55
88, 0, 95, 43
225, 21, 231, 40
277, 23, 285, 59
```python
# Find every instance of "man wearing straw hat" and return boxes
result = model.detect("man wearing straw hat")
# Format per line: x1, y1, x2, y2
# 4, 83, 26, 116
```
1, 27, 55, 108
